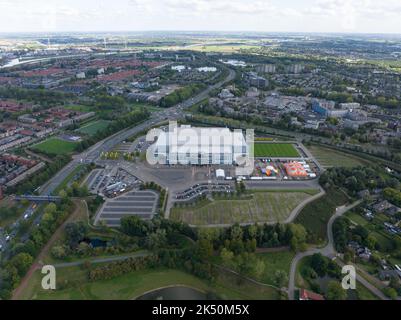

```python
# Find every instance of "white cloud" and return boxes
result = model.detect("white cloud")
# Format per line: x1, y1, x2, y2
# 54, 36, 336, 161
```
0, 0, 400, 33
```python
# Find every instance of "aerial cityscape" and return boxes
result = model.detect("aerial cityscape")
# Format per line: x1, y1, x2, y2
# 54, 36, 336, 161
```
0, 0, 401, 309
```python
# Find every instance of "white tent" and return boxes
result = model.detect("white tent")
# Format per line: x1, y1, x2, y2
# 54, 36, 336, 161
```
216, 169, 225, 179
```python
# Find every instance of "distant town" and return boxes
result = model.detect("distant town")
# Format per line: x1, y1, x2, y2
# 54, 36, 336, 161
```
0, 30, 401, 302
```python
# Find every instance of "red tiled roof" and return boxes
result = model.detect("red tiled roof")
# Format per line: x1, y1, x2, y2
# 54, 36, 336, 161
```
299, 289, 325, 301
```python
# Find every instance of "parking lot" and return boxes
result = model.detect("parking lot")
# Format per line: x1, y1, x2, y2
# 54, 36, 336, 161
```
94, 190, 159, 227
85, 167, 141, 197
175, 183, 235, 201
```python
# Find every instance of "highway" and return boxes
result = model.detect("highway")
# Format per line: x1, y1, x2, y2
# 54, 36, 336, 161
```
38, 67, 235, 197
0, 66, 236, 256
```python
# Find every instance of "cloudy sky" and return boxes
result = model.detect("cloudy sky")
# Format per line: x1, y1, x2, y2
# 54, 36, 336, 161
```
0, 0, 400, 34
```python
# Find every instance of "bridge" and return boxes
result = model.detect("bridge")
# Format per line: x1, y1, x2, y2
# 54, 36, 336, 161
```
14, 195, 62, 203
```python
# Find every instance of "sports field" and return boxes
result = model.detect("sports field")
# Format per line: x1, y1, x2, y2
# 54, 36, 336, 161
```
31, 137, 78, 155
77, 120, 110, 136
254, 143, 299, 158
170, 191, 313, 226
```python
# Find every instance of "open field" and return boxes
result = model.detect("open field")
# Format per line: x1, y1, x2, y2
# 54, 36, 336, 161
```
77, 120, 110, 136
295, 188, 350, 243
254, 143, 299, 158
20, 266, 279, 300
308, 145, 369, 168
257, 251, 295, 286
170, 191, 313, 226
31, 137, 78, 155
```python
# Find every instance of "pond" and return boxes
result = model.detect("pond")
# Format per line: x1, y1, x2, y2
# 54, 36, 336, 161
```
87, 238, 108, 248
136, 286, 207, 300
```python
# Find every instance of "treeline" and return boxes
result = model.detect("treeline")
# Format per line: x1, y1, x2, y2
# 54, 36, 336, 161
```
0, 86, 73, 107
280, 87, 401, 109
88, 255, 159, 281
87, 247, 215, 284
51, 220, 139, 260
0, 199, 75, 299
75, 108, 150, 152
140, 182, 167, 213
383, 187, 401, 207
0, 205, 24, 220
300, 253, 346, 300
120, 216, 196, 246
206, 222, 307, 252
159, 84, 206, 108
319, 166, 400, 196
6, 155, 71, 195
333, 217, 380, 253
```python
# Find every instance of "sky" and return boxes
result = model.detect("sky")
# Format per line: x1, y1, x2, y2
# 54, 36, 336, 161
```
0, 0, 400, 34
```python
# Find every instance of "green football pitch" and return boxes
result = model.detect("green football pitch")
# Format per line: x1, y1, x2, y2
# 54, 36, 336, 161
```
253, 143, 299, 158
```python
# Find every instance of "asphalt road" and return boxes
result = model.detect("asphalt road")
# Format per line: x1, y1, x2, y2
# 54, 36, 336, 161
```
39, 67, 236, 197
1, 65, 236, 256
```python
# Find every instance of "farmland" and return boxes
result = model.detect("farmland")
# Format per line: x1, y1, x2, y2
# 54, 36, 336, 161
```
170, 191, 313, 226
31, 137, 78, 155
254, 143, 299, 158
77, 120, 110, 136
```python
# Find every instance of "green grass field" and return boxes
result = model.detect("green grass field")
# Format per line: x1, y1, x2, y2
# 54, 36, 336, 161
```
171, 191, 313, 226
254, 143, 299, 158
32, 137, 78, 155
77, 120, 110, 136
20, 266, 279, 300
257, 251, 295, 286
308, 145, 369, 168
295, 188, 350, 243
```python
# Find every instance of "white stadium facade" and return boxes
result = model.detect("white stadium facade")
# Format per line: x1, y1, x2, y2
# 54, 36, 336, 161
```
151, 125, 249, 165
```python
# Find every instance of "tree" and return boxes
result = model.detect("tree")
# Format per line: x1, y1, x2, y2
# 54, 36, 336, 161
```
326, 281, 347, 300
196, 237, 213, 259
65, 221, 88, 248
383, 287, 398, 300
273, 270, 288, 288
288, 224, 307, 251
51, 245, 68, 259
120, 216, 151, 237
146, 229, 167, 251
220, 248, 235, 269
310, 253, 328, 277
252, 259, 266, 279
8, 253, 34, 277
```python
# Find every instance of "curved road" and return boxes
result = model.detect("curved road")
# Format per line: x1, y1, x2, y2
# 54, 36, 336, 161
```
287, 199, 388, 300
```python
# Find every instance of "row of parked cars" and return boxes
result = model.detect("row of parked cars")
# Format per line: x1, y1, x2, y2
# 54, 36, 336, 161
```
175, 183, 234, 200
